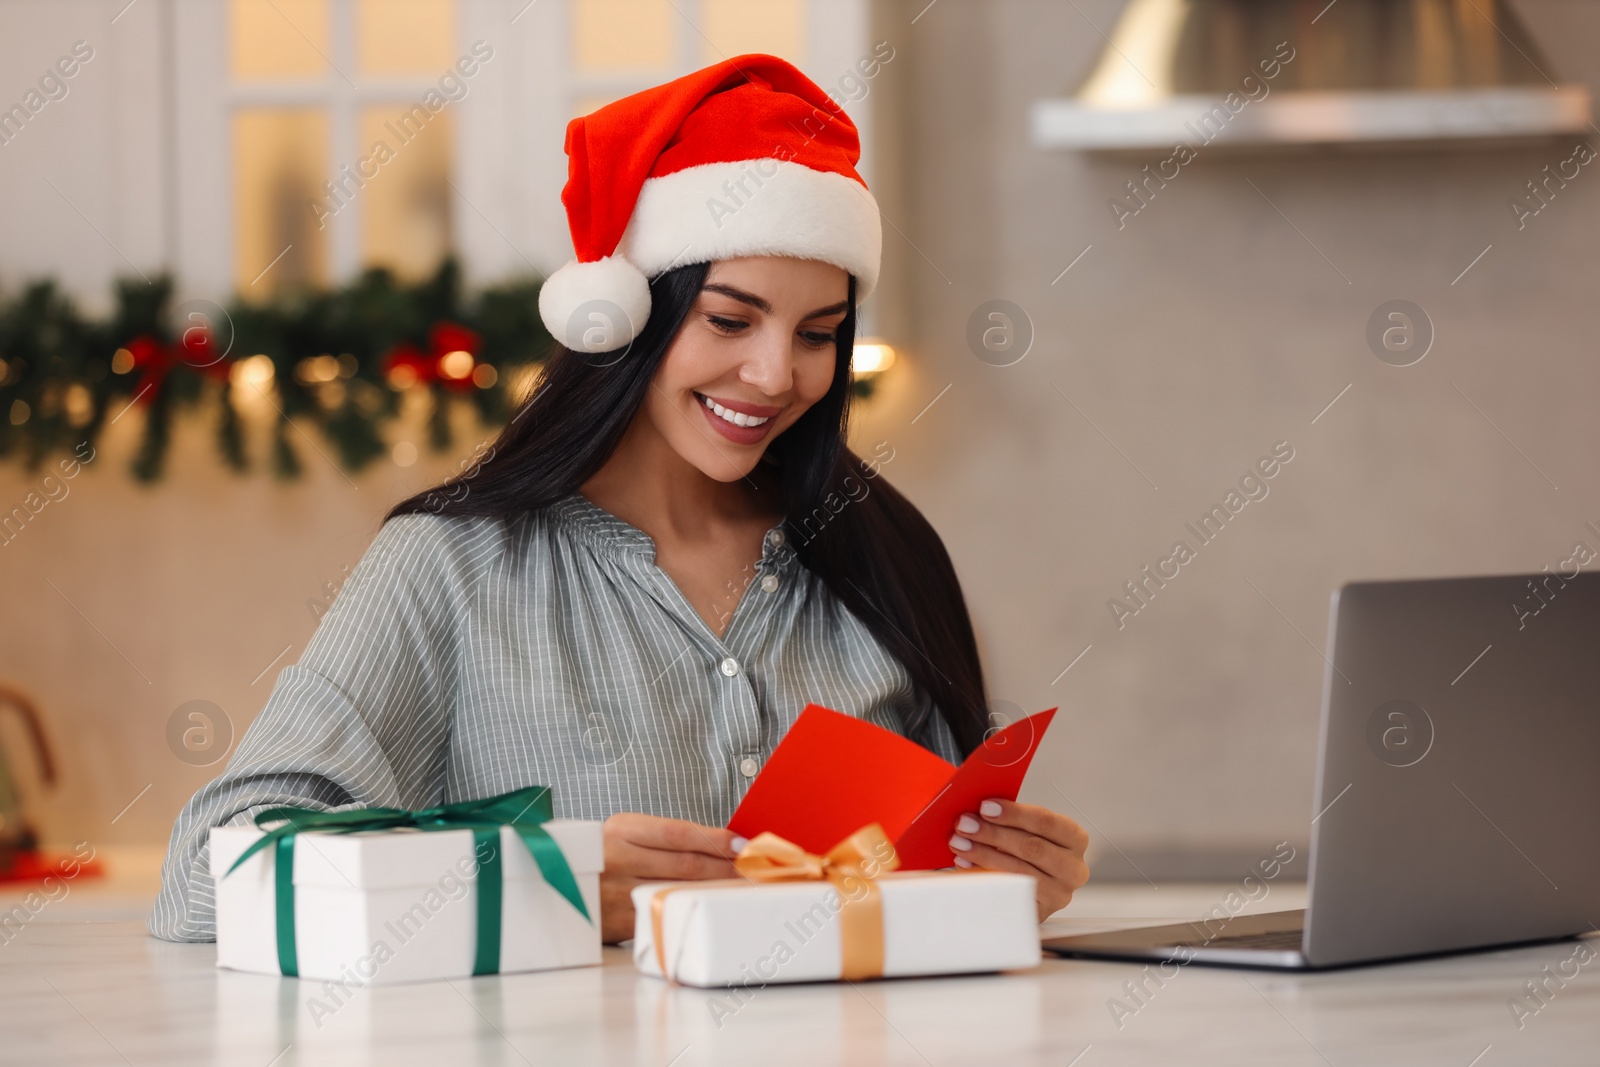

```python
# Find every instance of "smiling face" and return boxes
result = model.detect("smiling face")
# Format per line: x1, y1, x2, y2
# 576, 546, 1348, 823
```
643, 256, 850, 482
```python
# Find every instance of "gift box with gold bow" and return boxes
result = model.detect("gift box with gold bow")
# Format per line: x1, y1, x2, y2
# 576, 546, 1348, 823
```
631, 825, 1040, 987
209, 786, 603, 984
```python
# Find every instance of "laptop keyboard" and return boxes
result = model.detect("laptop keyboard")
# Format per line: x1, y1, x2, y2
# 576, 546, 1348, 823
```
1188, 928, 1304, 951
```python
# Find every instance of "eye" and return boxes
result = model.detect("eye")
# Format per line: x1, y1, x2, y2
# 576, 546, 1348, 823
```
706, 315, 749, 334
799, 330, 837, 349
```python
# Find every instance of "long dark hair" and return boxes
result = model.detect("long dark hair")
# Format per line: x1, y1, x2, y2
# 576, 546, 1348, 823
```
387, 263, 989, 756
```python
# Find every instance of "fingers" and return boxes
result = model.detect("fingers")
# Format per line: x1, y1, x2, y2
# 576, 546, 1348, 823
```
954, 818, 1090, 887
973, 799, 1089, 853
612, 841, 739, 881
952, 840, 1083, 922
605, 812, 745, 858
603, 813, 742, 882
952, 838, 1050, 882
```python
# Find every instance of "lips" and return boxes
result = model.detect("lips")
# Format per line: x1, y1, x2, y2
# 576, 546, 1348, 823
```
695, 392, 779, 445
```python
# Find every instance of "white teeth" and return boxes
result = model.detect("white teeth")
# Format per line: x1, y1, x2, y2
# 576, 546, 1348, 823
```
698, 394, 770, 428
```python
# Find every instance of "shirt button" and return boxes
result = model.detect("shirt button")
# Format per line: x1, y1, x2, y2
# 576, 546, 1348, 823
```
719, 656, 740, 677
739, 756, 760, 778
760, 574, 779, 593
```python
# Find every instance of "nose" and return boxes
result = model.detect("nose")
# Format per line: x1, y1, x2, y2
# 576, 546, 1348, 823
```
737, 329, 795, 398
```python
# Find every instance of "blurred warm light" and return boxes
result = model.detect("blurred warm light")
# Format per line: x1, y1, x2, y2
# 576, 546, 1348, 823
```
111, 347, 135, 374
391, 440, 419, 467
388, 364, 420, 390
438, 349, 474, 379
295, 354, 341, 383
232, 354, 277, 388
64, 384, 93, 426
337, 353, 358, 378
320, 381, 347, 409
471, 363, 498, 389
10, 399, 30, 426
851, 340, 898, 377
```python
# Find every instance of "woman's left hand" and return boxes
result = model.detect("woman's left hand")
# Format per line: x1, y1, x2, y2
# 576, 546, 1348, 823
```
949, 798, 1090, 922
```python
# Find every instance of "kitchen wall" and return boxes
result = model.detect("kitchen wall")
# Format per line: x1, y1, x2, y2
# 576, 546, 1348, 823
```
853, 0, 1600, 876
4, 0, 1599, 879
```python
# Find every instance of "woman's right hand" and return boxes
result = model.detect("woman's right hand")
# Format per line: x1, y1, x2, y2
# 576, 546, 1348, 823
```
599, 813, 746, 944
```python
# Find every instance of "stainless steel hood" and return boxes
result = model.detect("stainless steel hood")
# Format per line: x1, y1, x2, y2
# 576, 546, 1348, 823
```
1032, 0, 1593, 150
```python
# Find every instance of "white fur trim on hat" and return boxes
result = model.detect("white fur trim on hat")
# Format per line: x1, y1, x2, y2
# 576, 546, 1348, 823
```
617, 159, 882, 298
538, 255, 653, 352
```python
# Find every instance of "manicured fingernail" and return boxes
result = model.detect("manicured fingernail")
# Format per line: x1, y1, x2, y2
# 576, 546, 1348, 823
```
980, 799, 1003, 818
953, 855, 973, 868
730, 835, 749, 853
956, 814, 980, 835
949, 833, 972, 852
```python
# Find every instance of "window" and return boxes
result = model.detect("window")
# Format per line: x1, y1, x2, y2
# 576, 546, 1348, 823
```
568, 0, 807, 116
227, 0, 458, 295
232, 108, 329, 291
698, 0, 804, 64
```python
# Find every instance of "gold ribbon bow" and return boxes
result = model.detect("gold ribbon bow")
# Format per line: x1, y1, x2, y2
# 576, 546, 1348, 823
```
650, 824, 900, 983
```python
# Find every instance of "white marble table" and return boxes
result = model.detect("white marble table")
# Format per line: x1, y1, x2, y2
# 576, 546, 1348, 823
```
3, 878, 1597, 1066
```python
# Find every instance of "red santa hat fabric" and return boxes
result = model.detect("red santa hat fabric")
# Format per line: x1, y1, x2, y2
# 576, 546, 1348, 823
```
538, 54, 882, 353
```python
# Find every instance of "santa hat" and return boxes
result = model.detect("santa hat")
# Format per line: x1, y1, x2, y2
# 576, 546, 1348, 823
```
538, 54, 882, 353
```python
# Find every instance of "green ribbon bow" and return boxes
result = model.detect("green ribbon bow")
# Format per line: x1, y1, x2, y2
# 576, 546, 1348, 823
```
224, 785, 590, 978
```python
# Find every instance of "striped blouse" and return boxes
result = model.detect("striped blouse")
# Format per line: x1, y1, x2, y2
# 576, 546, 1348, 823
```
149, 491, 961, 941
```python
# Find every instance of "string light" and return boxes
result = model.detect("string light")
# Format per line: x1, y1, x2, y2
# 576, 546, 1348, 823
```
439, 349, 475, 380
231, 355, 276, 387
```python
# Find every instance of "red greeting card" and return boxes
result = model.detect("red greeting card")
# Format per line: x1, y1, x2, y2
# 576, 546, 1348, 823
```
728, 704, 1057, 869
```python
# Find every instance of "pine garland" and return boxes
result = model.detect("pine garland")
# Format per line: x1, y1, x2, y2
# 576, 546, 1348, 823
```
0, 259, 549, 482
0, 259, 878, 483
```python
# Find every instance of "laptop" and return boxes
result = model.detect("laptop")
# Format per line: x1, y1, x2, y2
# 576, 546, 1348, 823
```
1045, 571, 1600, 970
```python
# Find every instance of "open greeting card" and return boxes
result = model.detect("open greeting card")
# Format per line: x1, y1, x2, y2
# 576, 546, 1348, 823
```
728, 704, 1057, 869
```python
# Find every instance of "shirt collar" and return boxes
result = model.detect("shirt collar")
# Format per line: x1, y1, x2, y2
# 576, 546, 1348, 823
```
552, 491, 796, 569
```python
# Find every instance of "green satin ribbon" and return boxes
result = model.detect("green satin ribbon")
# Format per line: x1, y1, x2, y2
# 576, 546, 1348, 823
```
224, 785, 590, 978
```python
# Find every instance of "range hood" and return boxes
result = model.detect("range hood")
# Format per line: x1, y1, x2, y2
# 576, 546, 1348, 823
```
1032, 0, 1592, 150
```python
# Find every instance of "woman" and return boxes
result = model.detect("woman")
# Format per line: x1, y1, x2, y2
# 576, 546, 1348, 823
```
152, 55, 1088, 945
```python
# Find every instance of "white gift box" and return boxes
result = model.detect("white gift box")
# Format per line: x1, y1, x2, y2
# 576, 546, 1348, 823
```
210, 820, 602, 984
632, 870, 1041, 987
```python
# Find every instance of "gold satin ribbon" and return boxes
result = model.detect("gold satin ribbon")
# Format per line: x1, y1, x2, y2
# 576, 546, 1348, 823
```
649, 824, 900, 983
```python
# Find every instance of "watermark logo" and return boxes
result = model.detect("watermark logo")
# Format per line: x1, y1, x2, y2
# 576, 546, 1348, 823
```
1365, 699, 1433, 767
974, 699, 1038, 769
166, 699, 234, 767
966, 300, 1032, 367
1509, 939, 1596, 1030
171, 298, 234, 369
567, 299, 636, 366
1366, 300, 1432, 367
1108, 40, 1296, 229
1107, 840, 1298, 1029
311, 41, 494, 229
1509, 141, 1595, 230
1107, 441, 1295, 629
575, 699, 635, 769
0, 39, 95, 149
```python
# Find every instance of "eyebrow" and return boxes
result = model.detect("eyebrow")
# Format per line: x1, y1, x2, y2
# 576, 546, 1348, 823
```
701, 283, 850, 321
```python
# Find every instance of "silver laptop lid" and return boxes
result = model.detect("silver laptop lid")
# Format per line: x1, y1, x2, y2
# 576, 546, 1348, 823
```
1304, 572, 1600, 967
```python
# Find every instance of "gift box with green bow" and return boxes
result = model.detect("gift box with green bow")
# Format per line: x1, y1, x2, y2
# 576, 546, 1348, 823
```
209, 786, 602, 983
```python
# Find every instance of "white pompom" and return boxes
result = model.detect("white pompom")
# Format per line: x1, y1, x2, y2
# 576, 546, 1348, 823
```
538, 256, 653, 353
